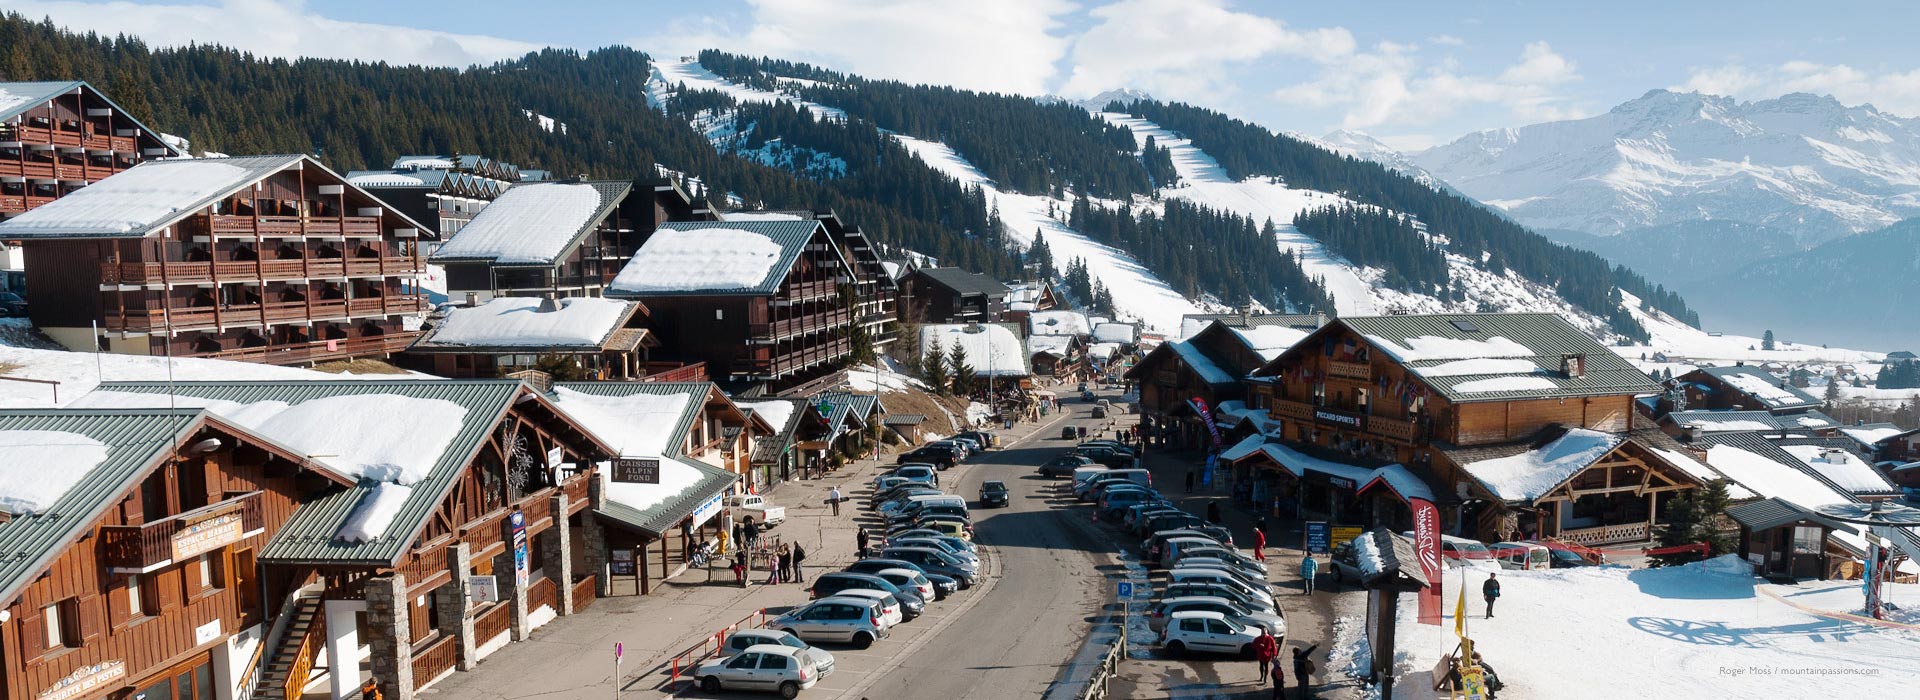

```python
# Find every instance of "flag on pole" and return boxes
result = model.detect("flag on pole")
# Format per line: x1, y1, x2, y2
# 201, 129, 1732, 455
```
1454, 583, 1468, 637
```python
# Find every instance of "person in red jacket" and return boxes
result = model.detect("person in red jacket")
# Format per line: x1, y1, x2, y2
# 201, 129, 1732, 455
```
1252, 527, 1268, 561
1253, 629, 1279, 683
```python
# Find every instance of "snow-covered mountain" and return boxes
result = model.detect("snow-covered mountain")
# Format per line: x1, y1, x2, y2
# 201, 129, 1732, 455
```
1313, 129, 1445, 189
1411, 89, 1920, 244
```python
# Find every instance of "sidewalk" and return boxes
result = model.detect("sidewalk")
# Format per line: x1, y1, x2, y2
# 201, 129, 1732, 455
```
419, 404, 1071, 700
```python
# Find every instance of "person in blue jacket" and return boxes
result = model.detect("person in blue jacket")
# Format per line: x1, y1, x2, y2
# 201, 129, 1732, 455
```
1300, 554, 1319, 594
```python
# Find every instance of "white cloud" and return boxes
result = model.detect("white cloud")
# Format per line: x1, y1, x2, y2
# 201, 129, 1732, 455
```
636, 0, 1076, 96
1273, 40, 1587, 131
1679, 61, 1920, 116
1059, 0, 1353, 100
1428, 34, 1466, 47
4, 0, 541, 67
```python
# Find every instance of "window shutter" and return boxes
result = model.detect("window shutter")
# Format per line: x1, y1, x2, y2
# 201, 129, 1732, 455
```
76, 595, 102, 644
18, 608, 44, 657
158, 570, 180, 613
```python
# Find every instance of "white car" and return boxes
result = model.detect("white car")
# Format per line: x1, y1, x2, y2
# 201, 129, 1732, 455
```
888, 537, 981, 568
1168, 568, 1275, 608
1172, 561, 1271, 592
718, 629, 835, 680
1160, 610, 1261, 657
832, 588, 906, 625
1148, 596, 1288, 637
693, 644, 821, 698
769, 597, 891, 649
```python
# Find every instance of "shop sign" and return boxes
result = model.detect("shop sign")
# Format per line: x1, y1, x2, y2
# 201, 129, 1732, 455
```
690, 492, 725, 529
610, 549, 635, 576
39, 661, 125, 700
467, 575, 500, 603
1313, 408, 1365, 430
1331, 526, 1364, 546
194, 619, 222, 646
1326, 476, 1358, 490
171, 513, 245, 561
612, 458, 661, 484
1304, 521, 1330, 553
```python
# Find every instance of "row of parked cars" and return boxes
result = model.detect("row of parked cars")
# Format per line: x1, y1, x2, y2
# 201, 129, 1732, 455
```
1048, 443, 1289, 658
893, 431, 996, 470
690, 451, 998, 697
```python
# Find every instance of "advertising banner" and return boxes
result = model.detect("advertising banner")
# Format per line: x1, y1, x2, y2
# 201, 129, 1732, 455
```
1413, 497, 1443, 625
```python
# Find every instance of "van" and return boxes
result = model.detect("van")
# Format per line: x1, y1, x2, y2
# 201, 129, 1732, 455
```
1071, 465, 1111, 489
1441, 535, 1501, 572
1488, 541, 1551, 571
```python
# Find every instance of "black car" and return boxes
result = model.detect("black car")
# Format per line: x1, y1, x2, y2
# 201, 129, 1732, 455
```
0, 292, 25, 318
957, 430, 996, 450
809, 572, 926, 610
979, 480, 1010, 507
1039, 454, 1093, 478
898, 445, 961, 470
1075, 446, 1135, 468
844, 558, 960, 599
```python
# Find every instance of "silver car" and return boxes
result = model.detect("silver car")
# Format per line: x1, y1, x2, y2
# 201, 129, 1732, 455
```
719, 629, 836, 680
768, 596, 891, 649
693, 644, 821, 698
1148, 596, 1287, 637
888, 537, 981, 568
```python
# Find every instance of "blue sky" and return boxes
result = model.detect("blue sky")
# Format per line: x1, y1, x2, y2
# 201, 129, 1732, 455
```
7, 0, 1919, 149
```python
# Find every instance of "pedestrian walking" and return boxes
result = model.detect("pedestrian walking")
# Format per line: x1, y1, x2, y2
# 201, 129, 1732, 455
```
1184, 470, 1196, 493
791, 543, 808, 583
1252, 528, 1268, 562
856, 528, 871, 557
729, 518, 743, 555
767, 545, 785, 585
1483, 572, 1501, 618
1253, 628, 1278, 683
828, 485, 843, 516
1299, 554, 1318, 594
1292, 644, 1318, 700
732, 550, 748, 587
1206, 500, 1222, 524
716, 529, 730, 557
742, 516, 760, 552
1270, 657, 1287, 699
1254, 515, 1268, 535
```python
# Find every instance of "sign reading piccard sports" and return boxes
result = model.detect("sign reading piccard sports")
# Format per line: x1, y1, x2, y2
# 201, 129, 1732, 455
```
612, 458, 661, 484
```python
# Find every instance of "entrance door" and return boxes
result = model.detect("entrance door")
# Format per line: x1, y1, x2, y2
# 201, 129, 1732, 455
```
232, 548, 260, 620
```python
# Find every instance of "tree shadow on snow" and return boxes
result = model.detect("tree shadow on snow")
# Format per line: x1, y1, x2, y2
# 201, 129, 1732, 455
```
1626, 616, 1874, 647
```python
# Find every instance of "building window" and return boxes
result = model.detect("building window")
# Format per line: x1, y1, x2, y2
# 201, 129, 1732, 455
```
201, 552, 227, 590
41, 603, 63, 648
42, 600, 78, 649
1792, 526, 1823, 555
126, 574, 143, 617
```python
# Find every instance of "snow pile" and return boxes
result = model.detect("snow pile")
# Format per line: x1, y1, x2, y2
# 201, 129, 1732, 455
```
0, 319, 62, 350
845, 362, 929, 393
0, 160, 252, 235
966, 402, 994, 425
918, 325, 1028, 376
428, 297, 631, 347
1415, 358, 1540, 377
1451, 376, 1559, 394
1720, 371, 1812, 408
1780, 445, 1892, 493
335, 482, 413, 543
1367, 335, 1534, 362
610, 227, 785, 293
0, 346, 407, 409
1027, 310, 1092, 337
1230, 326, 1310, 361
549, 388, 692, 458
0, 430, 111, 514
1462, 428, 1621, 501
1092, 322, 1136, 344
736, 399, 797, 432
433, 183, 603, 264
1353, 532, 1385, 578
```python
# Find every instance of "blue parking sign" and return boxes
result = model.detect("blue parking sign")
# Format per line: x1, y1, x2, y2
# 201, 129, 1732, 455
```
1304, 521, 1331, 554
1117, 581, 1134, 598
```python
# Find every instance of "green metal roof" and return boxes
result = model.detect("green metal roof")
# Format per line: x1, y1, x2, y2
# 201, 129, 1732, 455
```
607, 219, 827, 297
1296, 313, 1663, 403
550, 382, 740, 536
96, 380, 526, 565
0, 409, 202, 603
1726, 497, 1858, 534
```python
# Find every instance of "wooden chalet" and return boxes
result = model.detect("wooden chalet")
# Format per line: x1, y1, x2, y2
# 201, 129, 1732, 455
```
0, 81, 182, 221
608, 220, 857, 391
1725, 498, 1856, 580
345, 155, 523, 241
733, 398, 831, 488
72, 380, 615, 700
1245, 313, 1719, 545
545, 382, 756, 595
429, 181, 649, 302
404, 297, 680, 380
899, 267, 1008, 325
1125, 316, 1319, 448
1673, 365, 1823, 415
1693, 431, 1920, 579
0, 155, 432, 364
1027, 334, 1087, 383
725, 210, 901, 353
0, 408, 317, 700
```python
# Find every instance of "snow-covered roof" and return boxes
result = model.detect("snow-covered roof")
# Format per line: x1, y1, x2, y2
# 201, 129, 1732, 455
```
1458, 428, 1624, 502
1450, 376, 1560, 394
1168, 341, 1236, 386
1666, 410, 1840, 434
1645, 445, 1759, 500
1704, 445, 1852, 511
431, 181, 629, 264
0, 429, 110, 515
549, 387, 693, 459
1229, 326, 1310, 361
1093, 322, 1137, 344
735, 399, 799, 435
0, 81, 182, 157
918, 324, 1031, 377
1366, 334, 1534, 362
1693, 366, 1821, 410
610, 220, 824, 297
1780, 445, 1895, 494
548, 381, 740, 535
1088, 342, 1124, 360
1028, 335, 1076, 358
414, 297, 637, 349
1326, 314, 1663, 403
0, 155, 309, 238
1222, 436, 1432, 502
1415, 358, 1541, 377
722, 211, 810, 222
335, 482, 412, 544
1028, 310, 1093, 337
1839, 424, 1905, 447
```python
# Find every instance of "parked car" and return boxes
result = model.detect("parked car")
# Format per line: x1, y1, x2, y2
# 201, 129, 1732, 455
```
887, 537, 980, 568
1144, 529, 1229, 564
892, 518, 972, 542
891, 465, 940, 489
870, 475, 910, 495
898, 445, 961, 469
1489, 541, 1551, 570
1061, 425, 1080, 440
718, 629, 837, 680
876, 488, 944, 514
873, 568, 939, 602
1090, 406, 1108, 419
1442, 535, 1501, 572
1172, 561, 1271, 592
768, 597, 890, 649
1538, 544, 1596, 568
1039, 454, 1094, 478
0, 292, 25, 318
1078, 441, 1137, 457
957, 430, 997, 449
1160, 582, 1278, 616
1148, 596, 1287, 637
978, 480, 1010, 507
1173, 554, 1269, 578
728, 494, 787, 527
886, 504, 970, 529
808, 572, 925, 609
1168, 569, 1274, 608
1328, 543, 1366, 584
879, 546, 979, 583
1159, 611, 1260, 658
1137, 511, 1204, 537
834, 587, 917, 623
693, 644, 821, 698
1074, 445, 1135, 468
885, 530, 977, 555
944, 436, 982, 456
1123, 504, 1184, 530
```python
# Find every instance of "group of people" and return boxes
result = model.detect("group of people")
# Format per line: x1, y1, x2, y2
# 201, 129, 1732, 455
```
1252, 630, 1319, 699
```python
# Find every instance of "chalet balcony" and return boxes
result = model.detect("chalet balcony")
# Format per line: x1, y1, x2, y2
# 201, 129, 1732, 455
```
98, 491, 264, 571
737, 337, 852, 378
24, 195, 55, 210
642, 361, 709, 383
205, 215, 384, 237
4, 161, 57, 179
775, 280, 837, 303
1327, 360, 1372, 381
1369, 414, 1420, 444
749, 309, 853, 342
1271, 398, 1314, 421
12, 125, 86, 148
0, 196, 23, 214
54, 162, 94, 180
105, 297, 426, 332
100, 257, 425, 284
1558, 522, 1651, 547
196, 332, 418, 364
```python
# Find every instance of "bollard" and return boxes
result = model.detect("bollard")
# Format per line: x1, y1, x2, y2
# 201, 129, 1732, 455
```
671, 657, 680, 683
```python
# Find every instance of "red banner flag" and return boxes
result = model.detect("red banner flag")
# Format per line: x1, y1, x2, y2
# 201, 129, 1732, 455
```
1414, 497, 1443, 625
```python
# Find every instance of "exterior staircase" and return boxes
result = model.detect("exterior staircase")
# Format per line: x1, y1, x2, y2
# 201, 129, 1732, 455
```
256, 589, 326, 700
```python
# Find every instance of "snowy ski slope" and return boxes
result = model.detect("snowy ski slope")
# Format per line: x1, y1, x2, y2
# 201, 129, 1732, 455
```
647, 58, 846, 122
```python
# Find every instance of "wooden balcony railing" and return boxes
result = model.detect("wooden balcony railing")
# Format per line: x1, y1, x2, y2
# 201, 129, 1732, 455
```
1559, 522, 1651, 546
205, 215, 384, 237
570, 575, 597, 612
0, 196, 23, 214
97, 491, 263, 570
561, 470, 591, 511
1328, 360, 1372, 381
195, 333, 418, 365
410, 634, 458, 689
736, 337, 852, 377
474, 602, 512, 644
528, 576, 559, 615
776, 279, 836, 302
749, 309, 853, 341
1271, 398, 1314, 421
1371, 415, 1419, 443
99, 257, 424, 284
643, 361, 709, 383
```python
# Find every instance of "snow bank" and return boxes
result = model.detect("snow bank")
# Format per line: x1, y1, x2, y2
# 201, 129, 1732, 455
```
429, 297, 630, 347
1367, 335, 1533, 362
610, 227, 785, 293
1414, 358, 1540, 377
918, 324, 1028, 376
335, 482, 413, 543
1462, 428, 1620, 501
548, 388, 691, 458
0, 160, 252, 235
0, 430, 111, 514
433, 183, 602, 264
845, 362, 928, 393
1451, 376, 1559, 394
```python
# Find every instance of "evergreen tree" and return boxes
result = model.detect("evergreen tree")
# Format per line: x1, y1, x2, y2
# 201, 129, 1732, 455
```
1648, 480, 1735, 567
921, 337, 949, 394
1824, 378, 1843, 409
948, 343, 977, 396
1029, 230, 1056, 280
1762, 330, 1776, 351
1093, 280, 1115, 316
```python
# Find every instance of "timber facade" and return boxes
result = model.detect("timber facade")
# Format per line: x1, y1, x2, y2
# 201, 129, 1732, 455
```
0, 81, 181, 220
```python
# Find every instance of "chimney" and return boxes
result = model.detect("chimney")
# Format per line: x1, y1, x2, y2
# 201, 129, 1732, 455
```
1313, 310, 1327, 328
1683, 423, 1703, 442
1240, 308, 1252, 327
466, 292, 479, 307
539, 297, 561, 313
1561, 353, 1586, 379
